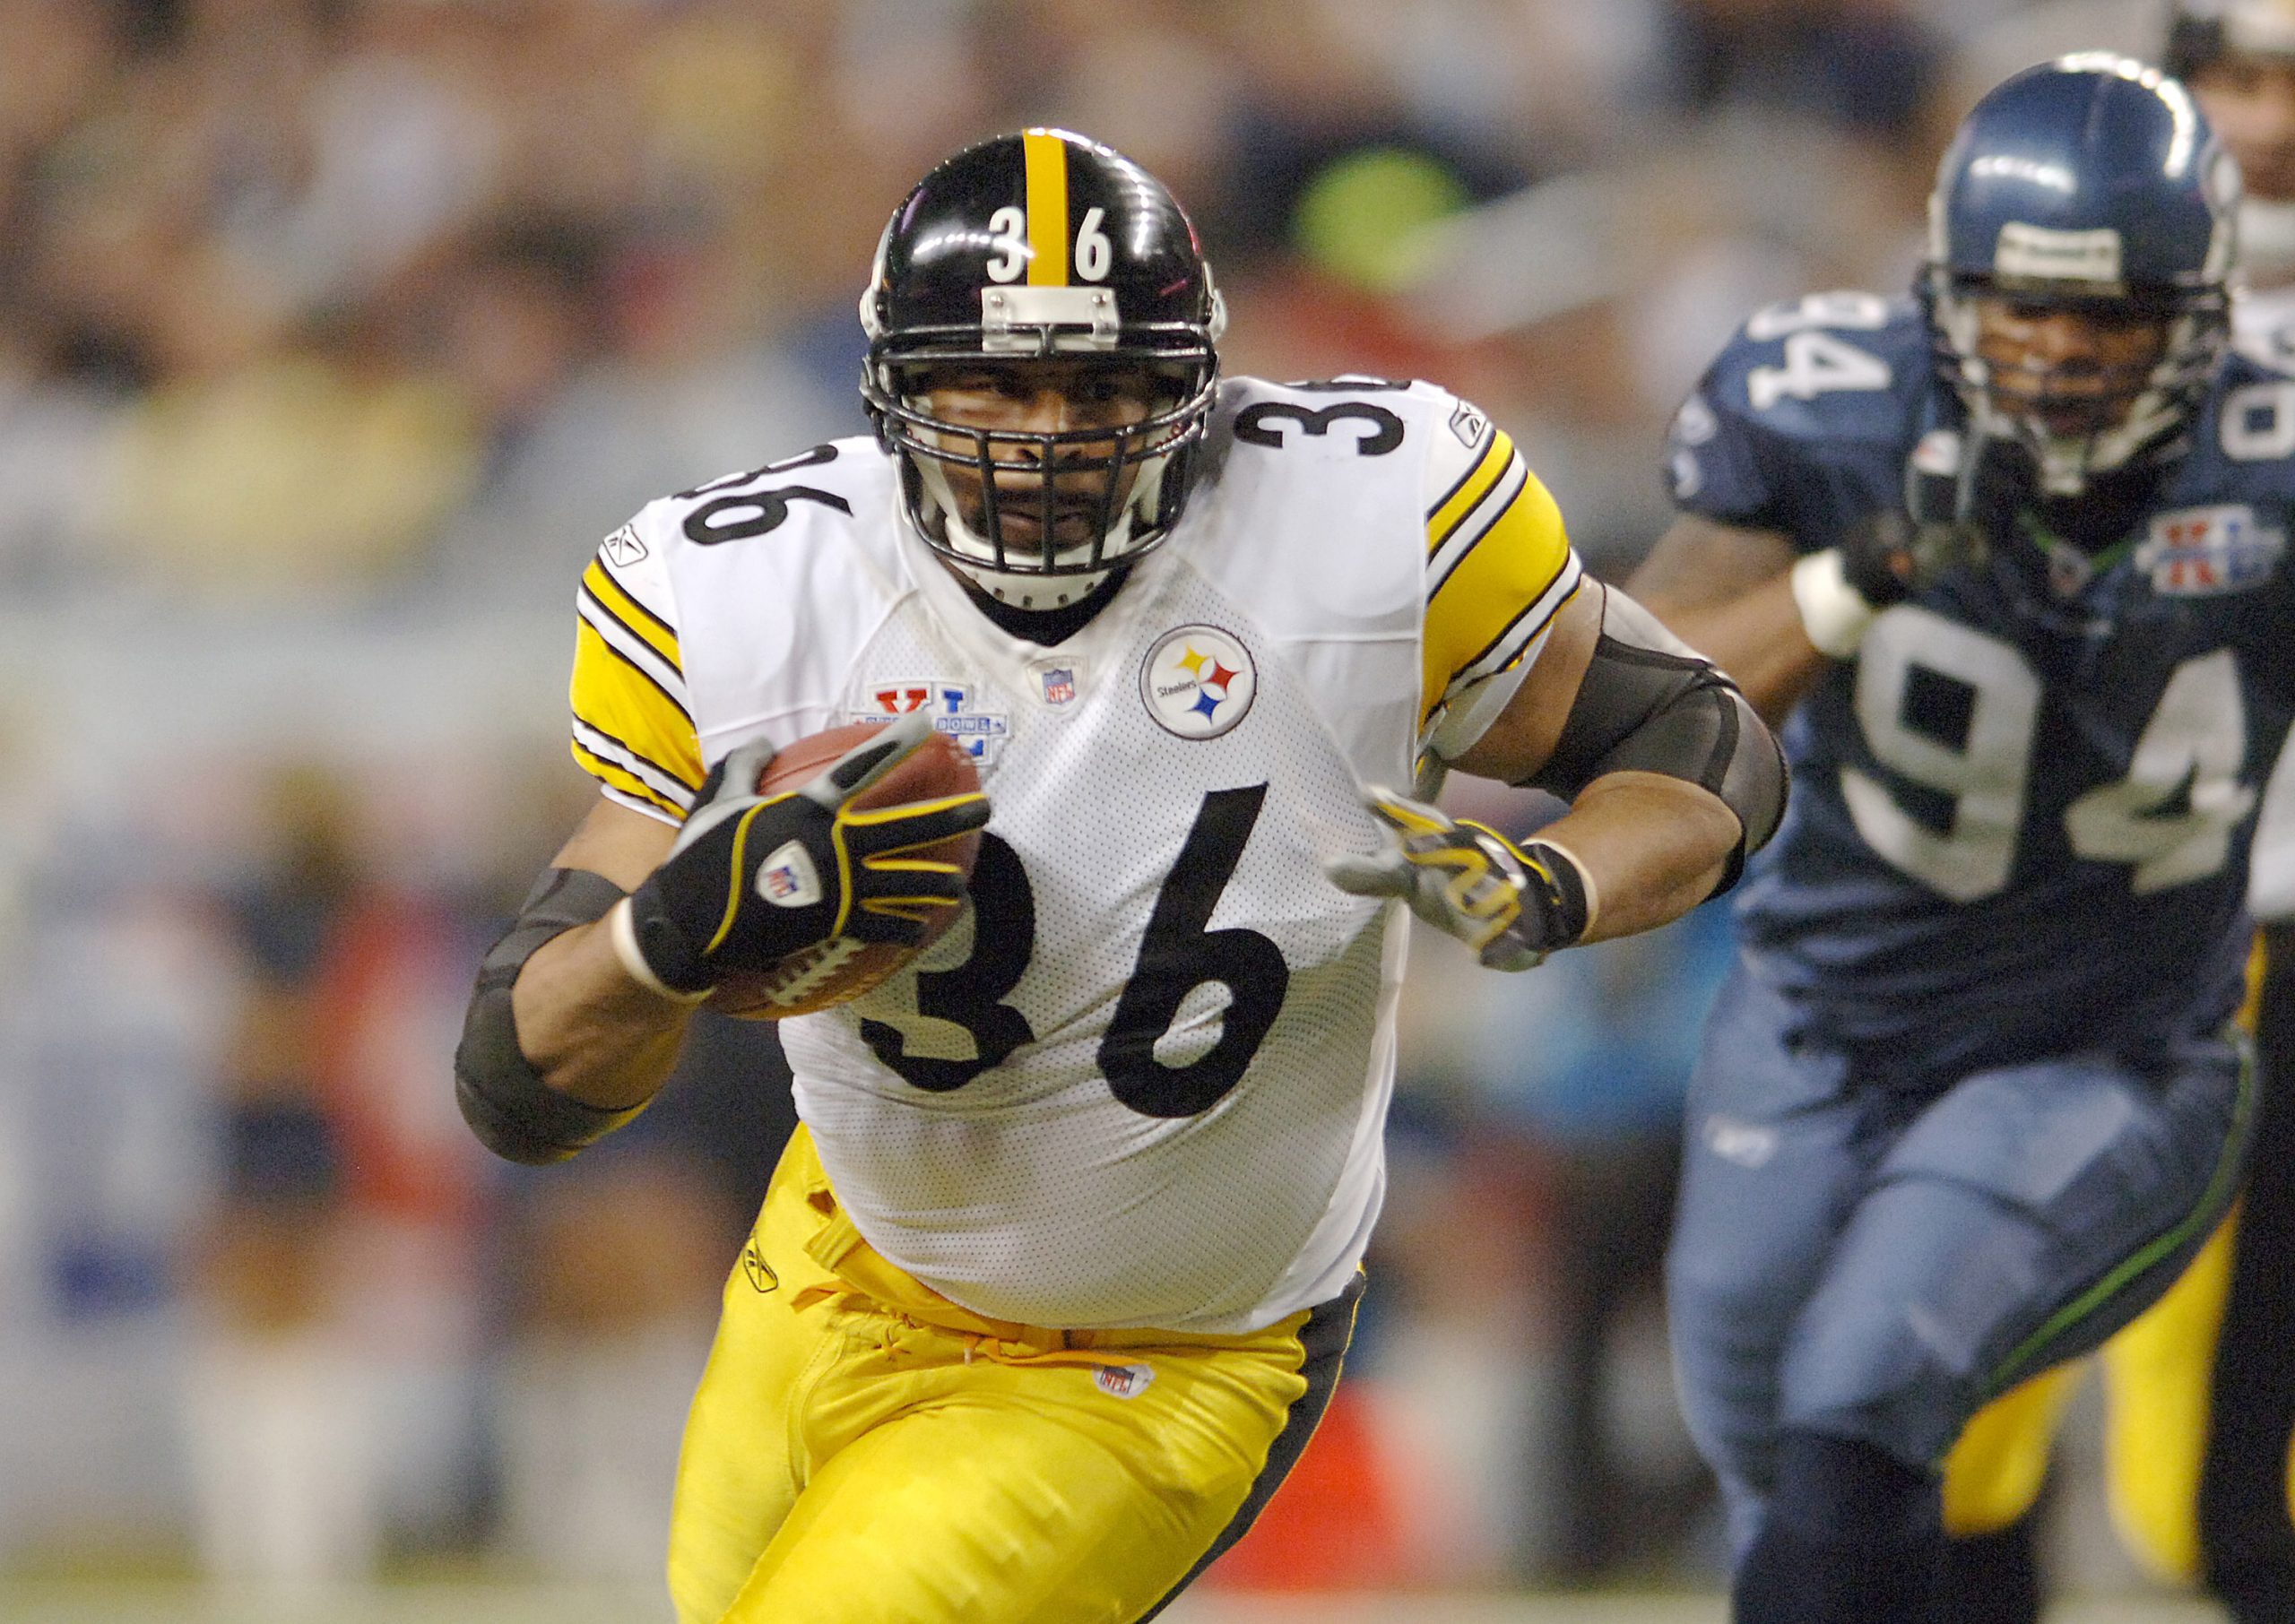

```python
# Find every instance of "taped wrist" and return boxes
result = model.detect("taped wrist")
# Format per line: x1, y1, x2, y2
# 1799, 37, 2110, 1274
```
454, 868, 646, 1165
1789, 547, 1881, 658
622, 872, 718, 994
1515, 836, 1594, 949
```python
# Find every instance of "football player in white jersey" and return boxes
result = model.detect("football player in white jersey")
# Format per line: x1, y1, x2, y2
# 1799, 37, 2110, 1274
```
453, 128, 1786, 1624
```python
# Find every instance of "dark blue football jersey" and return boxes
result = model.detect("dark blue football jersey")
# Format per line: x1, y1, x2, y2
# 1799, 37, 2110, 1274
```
1668, 292, 2295, 1084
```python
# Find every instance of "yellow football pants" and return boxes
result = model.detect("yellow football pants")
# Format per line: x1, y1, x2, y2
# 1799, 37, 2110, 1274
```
1942, 1212, 2241, 1576
667, 1125, 1352, 1624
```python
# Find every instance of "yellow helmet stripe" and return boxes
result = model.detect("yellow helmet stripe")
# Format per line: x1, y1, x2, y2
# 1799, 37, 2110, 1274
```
1023, 129, 1070, 286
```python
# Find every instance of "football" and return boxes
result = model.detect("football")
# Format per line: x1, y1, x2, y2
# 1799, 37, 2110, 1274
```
706, 722, 983, 1020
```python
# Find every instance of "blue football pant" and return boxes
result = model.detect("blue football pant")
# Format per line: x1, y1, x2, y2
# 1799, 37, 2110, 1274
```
1943, 923, 2295, 1620
1668, 959, 2253, 1558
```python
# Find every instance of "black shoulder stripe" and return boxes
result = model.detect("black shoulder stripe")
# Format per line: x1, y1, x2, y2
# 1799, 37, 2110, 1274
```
1428, 457, 1531, 591
1454, 582, 1573, 686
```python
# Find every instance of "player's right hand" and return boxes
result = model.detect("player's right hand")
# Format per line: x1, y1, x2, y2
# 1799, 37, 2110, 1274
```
620, 713, 991, 996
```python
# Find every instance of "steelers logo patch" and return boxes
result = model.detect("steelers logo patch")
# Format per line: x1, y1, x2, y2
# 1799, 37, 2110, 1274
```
1140, 625, 1257, 739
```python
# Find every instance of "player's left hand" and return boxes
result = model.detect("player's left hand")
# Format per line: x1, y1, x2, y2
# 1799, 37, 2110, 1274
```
1837, 508, 1988, 605
1325, 790, 1590, 970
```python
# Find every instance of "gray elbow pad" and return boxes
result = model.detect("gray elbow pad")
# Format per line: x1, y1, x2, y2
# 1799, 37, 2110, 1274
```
1527, 585, 1788, 894
454, 868, 648, 1165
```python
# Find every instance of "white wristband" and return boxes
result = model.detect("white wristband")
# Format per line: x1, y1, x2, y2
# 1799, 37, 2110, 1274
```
1788, 547, 1879, 659
608, 897, 711, 1005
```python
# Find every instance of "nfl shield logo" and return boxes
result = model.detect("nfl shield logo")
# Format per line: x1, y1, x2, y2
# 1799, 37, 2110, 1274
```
1094, 1362, 1156, 1399
1042, 668, 1076, 705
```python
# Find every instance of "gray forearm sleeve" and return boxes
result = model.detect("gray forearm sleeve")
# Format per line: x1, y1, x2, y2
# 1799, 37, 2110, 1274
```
454, 868, 648, 1166
1523, 584, 1788, 895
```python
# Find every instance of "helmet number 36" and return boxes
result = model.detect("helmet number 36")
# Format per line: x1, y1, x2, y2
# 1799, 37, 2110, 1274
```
1845, 606, 2256, 900
983, 204, 1113, 283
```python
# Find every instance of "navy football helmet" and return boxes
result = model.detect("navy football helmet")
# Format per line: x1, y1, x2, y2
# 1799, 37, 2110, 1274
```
860, 129, 1226, 605
1924, 55, 2237, 493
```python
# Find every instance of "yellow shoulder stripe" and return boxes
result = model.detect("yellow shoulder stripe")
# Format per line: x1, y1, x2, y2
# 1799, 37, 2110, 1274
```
570, 620, 705, 790
1426, 430, 1514, 552
1421, 467, 1573, 726
583, 559, 680, 672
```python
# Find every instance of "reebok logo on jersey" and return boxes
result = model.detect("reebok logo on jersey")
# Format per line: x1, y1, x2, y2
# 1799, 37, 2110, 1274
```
2135, 505, 2284, 596
602, 523, 647, 566
1140, 626, 1257, 739
757, 842, 823, 908
1705, 1115, 1778, 1169
1449, 399, 1490, 448
1094, 1363, 1156, 1400
741, 1239, 779, 1294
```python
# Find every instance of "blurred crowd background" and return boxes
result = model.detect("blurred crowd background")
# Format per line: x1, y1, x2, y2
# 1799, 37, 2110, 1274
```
0, 0, 2193, 1604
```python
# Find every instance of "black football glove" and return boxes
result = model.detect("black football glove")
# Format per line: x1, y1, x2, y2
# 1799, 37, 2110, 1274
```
622, 712, 992, 995
1325, 790, 1590, 971
1837, 508, 1988, 606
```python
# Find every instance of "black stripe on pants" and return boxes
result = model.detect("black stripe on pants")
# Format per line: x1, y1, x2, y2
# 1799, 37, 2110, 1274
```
1135, 1271, 1366, 1621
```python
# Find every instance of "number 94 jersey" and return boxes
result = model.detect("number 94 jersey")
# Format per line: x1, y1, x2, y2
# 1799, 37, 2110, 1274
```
1669, 292, 2295, 1085
566, 376, 1583, 1333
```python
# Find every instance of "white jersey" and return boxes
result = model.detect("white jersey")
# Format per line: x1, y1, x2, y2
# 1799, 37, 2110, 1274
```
566, 376, 1583, 1331
2238, 289, 2295, 922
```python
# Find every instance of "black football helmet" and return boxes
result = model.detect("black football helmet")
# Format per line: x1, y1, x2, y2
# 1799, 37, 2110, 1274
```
860, 129, 1226, 605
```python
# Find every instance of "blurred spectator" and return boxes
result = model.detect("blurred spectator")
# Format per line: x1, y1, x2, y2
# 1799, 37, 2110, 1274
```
180, 761, 493, 1580
93, 307, 482, 597
1656, 0, 1952, 138
181, 764, 371, 1582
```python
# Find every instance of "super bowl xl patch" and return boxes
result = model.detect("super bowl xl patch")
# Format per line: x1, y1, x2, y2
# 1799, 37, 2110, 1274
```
861, 680, 1010, 764
1140, 626, 1256, 739
2135, 505, 2284, 597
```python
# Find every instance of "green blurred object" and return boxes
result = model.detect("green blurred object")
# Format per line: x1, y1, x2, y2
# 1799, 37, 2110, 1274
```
1291, 147, 1471, 293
